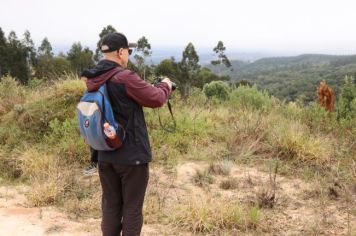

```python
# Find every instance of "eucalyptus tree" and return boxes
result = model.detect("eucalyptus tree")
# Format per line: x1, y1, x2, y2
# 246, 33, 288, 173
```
211, 41, 232, 73
134, 36, 152, 80
178, 42, 200, 97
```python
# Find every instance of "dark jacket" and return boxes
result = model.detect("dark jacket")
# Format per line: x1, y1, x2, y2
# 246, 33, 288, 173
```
82, 60, 171, 165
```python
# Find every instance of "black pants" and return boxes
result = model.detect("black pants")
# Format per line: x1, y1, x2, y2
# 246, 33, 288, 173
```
98, 162, 149, 236
90, 147, 98, 163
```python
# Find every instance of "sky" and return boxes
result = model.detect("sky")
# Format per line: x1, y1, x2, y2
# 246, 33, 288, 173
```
1, 0, 356, 55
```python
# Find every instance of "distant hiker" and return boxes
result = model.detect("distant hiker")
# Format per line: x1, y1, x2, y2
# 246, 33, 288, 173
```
80, 32, 173, 236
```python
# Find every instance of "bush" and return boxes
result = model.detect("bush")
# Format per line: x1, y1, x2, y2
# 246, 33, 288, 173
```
0, 76, 26, 115
230, 85, 272, 111
203, 81, 230, 101
0, 78, 85, 146
301, 102, 338, 133
337, 76, 356, 121
266, 120, 333, 164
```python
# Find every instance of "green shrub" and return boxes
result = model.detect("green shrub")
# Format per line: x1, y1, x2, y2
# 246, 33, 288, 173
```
230, 85, 272, 111
46, 117, 88, 164
0, 78, 85, 146
301, 102, 337, 133
337, 75, 356, 121
203, 81, 230, 101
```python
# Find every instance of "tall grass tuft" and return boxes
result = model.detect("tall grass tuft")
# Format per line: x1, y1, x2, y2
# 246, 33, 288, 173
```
169, 198, 261, 233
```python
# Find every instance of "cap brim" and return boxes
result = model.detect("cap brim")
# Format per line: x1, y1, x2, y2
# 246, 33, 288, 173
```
128, 42, 137, 48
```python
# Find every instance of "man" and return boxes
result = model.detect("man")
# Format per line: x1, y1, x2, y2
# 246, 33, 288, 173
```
81, 32, 173, 236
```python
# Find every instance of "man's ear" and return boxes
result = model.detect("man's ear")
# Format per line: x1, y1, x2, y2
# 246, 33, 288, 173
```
116, 49, 121, 58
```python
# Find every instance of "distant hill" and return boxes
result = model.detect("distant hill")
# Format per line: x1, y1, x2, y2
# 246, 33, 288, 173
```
208, 54, 356, 102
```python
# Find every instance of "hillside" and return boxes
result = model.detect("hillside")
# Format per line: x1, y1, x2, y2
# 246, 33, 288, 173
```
0, 76, 355, 235
210, 54, 356, 102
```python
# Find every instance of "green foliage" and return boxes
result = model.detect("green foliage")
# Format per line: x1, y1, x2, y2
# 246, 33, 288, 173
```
0, 79, 85, 148
194, 67, 229, 88
1, 31, 30, 83
230, 85, 272, 111
214, 54, 356, 102
154, 57, 178, 79
211, 41, 232, 70
203, 81, 230, 101
46, 117, 88, 164
0, 75, 26, 115
134, 36, 152, 80
301, 102, 338, 133
51, 56, 72, 76
337, 75, 356, 120
67, 42, 94, 75
37, 37, 53, 57
35, 40, 72, 79
178, 42, 200, 97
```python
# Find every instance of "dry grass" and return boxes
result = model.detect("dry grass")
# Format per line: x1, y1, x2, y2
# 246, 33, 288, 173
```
0, 76, 26, 115
0, 76, 355, 235
267, 121, 333, 164
208, 160, 234, 176
169, 197, 261, 233
220, 178, 239, 190
193, 169, 214, 187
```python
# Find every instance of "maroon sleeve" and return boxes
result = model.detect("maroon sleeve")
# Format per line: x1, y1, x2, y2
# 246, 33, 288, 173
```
124, 71, 171, 108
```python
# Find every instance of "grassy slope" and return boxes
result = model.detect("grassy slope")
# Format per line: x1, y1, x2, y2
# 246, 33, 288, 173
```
0, 76, 355, 235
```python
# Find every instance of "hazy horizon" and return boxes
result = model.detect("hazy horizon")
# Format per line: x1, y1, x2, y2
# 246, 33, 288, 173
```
1, 0, 356, 57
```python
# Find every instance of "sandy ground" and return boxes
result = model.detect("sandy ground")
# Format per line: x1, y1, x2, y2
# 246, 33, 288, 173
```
0, 185, 101, 236
0, 161, 355, 236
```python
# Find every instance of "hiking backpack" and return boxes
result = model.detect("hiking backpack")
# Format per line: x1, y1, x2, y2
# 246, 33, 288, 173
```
77, 82, 125, 151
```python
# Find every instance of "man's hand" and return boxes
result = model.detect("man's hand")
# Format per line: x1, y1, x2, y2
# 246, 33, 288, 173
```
161, 77, 173, 90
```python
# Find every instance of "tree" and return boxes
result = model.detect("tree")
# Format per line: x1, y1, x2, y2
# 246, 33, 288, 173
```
195, 67, 230, 88
154, 57, 178, 79
134, 36, 152, 80
94, 25, 117, 62
67, 42, 94, 75
22, 30, 37, 67
6, 31, 29, 83
178, 42, 200, 97
211, 41, 232, 73
337, 76, 356, 120
51, 56, 72, 76
35, 37, 54, 79
38, 37, 53, 57
0, 27, 7, 78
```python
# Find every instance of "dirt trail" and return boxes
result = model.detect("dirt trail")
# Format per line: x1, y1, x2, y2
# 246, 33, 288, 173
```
0, 185, 167, 236
0, 185, 101, 236
0, 161, 355, 236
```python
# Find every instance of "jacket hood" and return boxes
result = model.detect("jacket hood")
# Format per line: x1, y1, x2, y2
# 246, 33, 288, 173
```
81, 60, 124, 91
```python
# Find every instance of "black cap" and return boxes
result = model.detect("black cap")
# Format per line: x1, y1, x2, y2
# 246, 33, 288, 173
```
100, 32, 137, 53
